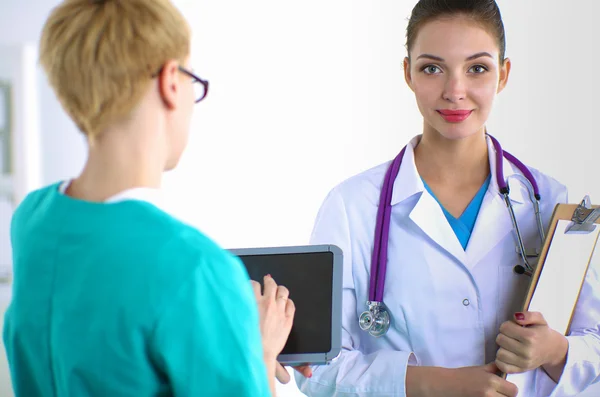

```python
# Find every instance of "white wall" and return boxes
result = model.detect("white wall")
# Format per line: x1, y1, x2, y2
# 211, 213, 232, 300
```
1, 1, 599, 396
0, 42, 44, 397
166, 1, 600, 395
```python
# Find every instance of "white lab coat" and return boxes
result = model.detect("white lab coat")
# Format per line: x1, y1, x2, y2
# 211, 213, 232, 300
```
296, 135, 600, 397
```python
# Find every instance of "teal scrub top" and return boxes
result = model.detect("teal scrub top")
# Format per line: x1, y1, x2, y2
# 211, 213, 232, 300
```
422, 175, 491, 250
3, 184, 270, 397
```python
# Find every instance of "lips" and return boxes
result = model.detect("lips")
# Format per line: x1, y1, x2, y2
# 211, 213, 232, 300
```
437, 109, 473, 123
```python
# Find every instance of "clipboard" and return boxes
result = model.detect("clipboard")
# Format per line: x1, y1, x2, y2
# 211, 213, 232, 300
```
503, 196, 600, 390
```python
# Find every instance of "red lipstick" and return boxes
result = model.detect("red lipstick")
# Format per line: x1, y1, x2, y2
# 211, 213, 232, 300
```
437, 109, 472, 123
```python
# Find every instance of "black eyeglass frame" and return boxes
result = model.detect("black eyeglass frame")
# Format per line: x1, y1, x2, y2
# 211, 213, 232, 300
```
178, 66, 209, 103
152, 65, 209, 103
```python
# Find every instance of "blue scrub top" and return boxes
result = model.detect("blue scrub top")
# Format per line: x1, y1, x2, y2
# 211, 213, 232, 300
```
423, 175, 491, 250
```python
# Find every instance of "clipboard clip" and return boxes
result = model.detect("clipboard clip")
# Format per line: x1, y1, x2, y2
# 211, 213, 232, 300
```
565, 195, 600, 234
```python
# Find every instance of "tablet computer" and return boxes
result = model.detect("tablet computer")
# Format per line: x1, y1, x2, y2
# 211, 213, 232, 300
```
229, 244, 343, 366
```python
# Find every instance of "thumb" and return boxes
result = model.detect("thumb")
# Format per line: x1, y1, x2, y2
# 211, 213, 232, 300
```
514, 311, 547, 326
275, 362, 291, 384
483, 362, 499, 374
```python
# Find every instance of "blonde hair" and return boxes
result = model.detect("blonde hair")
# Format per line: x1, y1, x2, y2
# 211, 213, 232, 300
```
39, 0, 191, 136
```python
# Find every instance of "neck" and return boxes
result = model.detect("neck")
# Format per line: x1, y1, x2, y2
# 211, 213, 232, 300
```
67, 126, 166, 202
414, 128, 490, 188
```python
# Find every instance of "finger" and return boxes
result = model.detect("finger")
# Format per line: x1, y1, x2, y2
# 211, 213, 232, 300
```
499, 321, 531, 343
285, 298, 295, 318
496, 348, 526, 372
496, 332, 522, 354
275, 362, 291, 384
514, 311, 547, 327
263, 274, 277, 300
276, 285, 290, 302
497, 378, 519, 397
250, 280, 262, 301
496, 358, 524, 375
482, 361, 499, 374
293, 365, 313, 378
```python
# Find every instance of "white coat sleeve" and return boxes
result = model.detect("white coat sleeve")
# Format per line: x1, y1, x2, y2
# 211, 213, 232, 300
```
534, 187, 600, 396
295, 187, 416, 397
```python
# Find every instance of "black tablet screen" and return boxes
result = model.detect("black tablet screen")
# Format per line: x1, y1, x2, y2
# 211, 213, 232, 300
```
237, 252, 333, 354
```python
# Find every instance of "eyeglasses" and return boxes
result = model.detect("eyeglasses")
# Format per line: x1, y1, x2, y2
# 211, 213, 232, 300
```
152, 65, 209, 104
178, 66, 209, 103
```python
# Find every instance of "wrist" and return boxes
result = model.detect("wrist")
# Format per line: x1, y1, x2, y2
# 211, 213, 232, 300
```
546, 332, 568, 367
263, 353, 277, 375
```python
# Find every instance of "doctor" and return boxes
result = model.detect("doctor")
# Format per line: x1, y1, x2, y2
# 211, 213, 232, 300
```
296, 0, 600, 396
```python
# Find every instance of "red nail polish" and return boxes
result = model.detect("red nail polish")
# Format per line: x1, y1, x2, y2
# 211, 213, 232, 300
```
515, 312, 525, 321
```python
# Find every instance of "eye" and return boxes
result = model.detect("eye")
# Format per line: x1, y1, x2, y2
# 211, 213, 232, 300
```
422, 65, 441, 75
469, 65, 488, 74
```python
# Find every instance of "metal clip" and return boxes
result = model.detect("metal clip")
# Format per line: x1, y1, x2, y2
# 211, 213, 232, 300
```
565, 195, 600, 234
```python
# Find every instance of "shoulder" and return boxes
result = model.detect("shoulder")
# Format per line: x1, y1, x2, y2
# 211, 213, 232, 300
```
106, 200, 250, 316
310, 162, 389, 255
11, 183, 61, 233
524, 165, 569, 205
125, 206, 243, 282
323, 161, 390, 209
13, 183, 59, 214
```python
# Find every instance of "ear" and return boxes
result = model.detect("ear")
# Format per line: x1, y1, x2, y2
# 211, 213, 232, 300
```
158, 59, 181, 110
403, 57, 414, 92
497, 57, 511, 94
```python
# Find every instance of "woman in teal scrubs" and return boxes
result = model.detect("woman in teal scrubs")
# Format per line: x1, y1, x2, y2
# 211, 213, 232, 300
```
3, 0, 301, 396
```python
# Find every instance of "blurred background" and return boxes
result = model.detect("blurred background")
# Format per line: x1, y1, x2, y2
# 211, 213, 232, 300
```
0, 1, 599, 396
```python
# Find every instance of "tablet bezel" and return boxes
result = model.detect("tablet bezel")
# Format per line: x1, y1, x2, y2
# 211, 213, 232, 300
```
229, 244, 342, 366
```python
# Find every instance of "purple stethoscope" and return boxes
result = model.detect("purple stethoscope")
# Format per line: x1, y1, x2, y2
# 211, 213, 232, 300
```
358, 134, 547, 337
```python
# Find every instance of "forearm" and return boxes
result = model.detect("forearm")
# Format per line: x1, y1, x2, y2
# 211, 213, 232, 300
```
406, 366, 451, 397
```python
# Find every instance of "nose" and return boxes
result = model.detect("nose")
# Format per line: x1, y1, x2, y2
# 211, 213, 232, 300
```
442, 73, 466, 102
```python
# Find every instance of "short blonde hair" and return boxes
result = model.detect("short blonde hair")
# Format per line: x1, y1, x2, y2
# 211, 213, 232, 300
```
40, 0, 191, 136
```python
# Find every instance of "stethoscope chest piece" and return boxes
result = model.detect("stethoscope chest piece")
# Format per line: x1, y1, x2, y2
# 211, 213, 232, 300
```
359, 301, 390, 337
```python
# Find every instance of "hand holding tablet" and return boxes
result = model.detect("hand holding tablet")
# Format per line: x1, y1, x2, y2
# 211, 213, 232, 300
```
231, 245, 343, 366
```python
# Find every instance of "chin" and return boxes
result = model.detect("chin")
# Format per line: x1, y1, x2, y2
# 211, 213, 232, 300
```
429, 120, 485, 141
164, 157, 182, 172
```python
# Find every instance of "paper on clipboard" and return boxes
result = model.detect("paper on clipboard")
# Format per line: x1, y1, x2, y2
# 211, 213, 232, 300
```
527, 219, 600, 334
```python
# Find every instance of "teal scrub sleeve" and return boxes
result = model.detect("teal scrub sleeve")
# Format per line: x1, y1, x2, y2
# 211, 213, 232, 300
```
149, 254, 270, 397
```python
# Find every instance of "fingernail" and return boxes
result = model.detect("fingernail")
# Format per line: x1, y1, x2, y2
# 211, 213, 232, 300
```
308, 373, 312, 378
266, 274, 271, 278
515, 312, 525, 321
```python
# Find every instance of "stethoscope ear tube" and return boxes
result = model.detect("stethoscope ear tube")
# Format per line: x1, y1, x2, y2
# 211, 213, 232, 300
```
369, 148, 406, 304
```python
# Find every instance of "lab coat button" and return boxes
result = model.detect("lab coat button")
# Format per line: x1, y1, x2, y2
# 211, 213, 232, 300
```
462, 299, 470, 306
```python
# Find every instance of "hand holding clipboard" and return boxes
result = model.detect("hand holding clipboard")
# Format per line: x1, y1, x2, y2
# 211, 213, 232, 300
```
498, 196, 600, 395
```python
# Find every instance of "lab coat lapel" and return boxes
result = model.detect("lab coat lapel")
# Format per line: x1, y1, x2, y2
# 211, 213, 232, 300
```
410, 191, 467, 264
392, 137, 467, 265
465, 191, 514, 268
465, 137, 526, 267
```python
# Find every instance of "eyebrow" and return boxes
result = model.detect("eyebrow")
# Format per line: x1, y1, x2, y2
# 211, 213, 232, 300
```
416, 52, 495, 62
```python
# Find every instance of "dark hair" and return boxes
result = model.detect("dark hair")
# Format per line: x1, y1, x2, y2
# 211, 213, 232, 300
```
406, 0, 506, 61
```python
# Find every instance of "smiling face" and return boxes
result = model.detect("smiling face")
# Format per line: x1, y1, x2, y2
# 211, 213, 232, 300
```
404, 15, 511, 141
